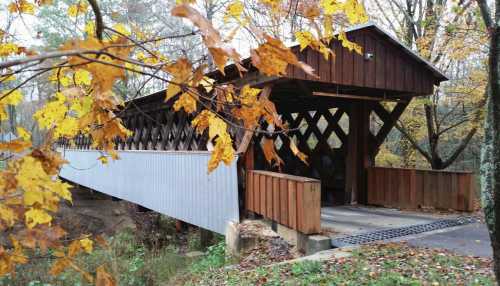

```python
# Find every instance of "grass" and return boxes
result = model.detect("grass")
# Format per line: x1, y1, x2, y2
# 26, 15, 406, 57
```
184, 242, 495, 286
0, 229, 191, 286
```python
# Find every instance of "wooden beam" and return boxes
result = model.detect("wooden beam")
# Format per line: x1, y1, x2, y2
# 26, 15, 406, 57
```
313, 91, 408, 102
372, 101, 411, 156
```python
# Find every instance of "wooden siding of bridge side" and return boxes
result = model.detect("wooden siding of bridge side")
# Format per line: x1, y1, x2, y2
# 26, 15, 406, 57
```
367, 167, 477, 212
246, 170, 321, 234
285, 29, 435, 95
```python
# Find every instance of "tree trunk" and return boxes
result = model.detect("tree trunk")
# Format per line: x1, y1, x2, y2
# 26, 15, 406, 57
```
480, 5, 500, 283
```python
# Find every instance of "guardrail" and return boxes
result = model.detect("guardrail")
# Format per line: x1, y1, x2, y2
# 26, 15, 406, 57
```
367, 167, 477, 211
245, 170, 321, 234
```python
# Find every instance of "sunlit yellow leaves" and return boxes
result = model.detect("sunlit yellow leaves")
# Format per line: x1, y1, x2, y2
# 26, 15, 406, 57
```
0, 43, 20, 57
67, 2, 88, 17
74, 69, 92, 86
295, 31, 333, 60
96, 265, 116, 286
192, 110, 235, 172
34, 92, 68, 130
79, 238, 93, 253
172, 4, 242, 74
0, 237, 28, 276
337, 31, 362, 54
8, 0, 35, 15
16, 127, 31, 141
343, 0, 368, 24
0, 205, 16, 227
251, 35, 318, 77
25, 208, 52, 228
173, 92, 198, 114
84, 21, 95, 37
224, 1, 244, 23
165, 58, 192, 101
61, 37, 131, 92
1, 89, 23, 106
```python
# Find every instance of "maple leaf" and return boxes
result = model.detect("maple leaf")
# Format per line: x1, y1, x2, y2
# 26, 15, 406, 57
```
25, 208, 52, 228
224, 1, 244, 23
290, 140, 308, 165
251, 35, 317, 77
0, 204, 17, 227
8, 0, 35, 14
172, 4, 243, 74
74, 69, 92, 86
261, 138, 283, 167
80, 238, 93, 253
164, 58, 192, 101
174, 92, 198, 114
96, 265, 116, 286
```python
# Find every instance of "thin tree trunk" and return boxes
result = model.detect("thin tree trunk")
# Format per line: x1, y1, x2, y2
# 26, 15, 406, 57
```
478, 0, 500, 282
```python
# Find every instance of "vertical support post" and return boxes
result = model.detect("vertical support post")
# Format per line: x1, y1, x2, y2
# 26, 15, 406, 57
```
345, 101, 373, 205
200, 228, 214, 249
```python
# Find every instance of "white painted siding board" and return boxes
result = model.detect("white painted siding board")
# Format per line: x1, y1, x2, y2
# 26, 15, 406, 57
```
59, 149, 239, 235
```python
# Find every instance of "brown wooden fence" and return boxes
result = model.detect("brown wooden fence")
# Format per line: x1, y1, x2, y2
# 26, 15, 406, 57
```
367, 167, 477, 211
245, 170, 321, 234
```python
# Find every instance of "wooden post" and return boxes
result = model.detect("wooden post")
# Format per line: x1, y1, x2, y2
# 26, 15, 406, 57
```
345, 101, 373, 205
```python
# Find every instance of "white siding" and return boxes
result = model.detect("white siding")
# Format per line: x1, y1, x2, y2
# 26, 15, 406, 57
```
59, 149, 239, 235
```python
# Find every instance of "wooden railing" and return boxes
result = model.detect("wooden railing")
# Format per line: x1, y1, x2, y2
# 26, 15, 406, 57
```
367, 167, 477, 211
245, 170, 321, 234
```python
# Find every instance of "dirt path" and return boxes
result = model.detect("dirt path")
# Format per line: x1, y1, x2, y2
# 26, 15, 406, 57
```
56, 186, 136, 237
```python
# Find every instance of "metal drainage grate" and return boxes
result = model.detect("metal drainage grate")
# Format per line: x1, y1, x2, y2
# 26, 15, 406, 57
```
330, 216, 478, 248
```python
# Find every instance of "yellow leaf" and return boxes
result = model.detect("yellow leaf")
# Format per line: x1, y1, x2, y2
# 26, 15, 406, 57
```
8, 0, 35, 14
262, 138, 283, 167
164, 58, 192, 101
96, 265, 116, 286
50, 257, 71, 276
0, 204, 16, 227
74, 69, 92, 85
52, 181, 72, 203
16, 127, 31, 141
84, 21, 95, 36
173, 92, 197, 114
98, 155, 108, 164
0, 43, 20, 57
79, 238, 93, 253
67, 3, 88, 17
289, 140, 308, 165
0, 139, 31, 152
2, 89, 23, 105
224, 1, 244, 23
25, 208, 52, 228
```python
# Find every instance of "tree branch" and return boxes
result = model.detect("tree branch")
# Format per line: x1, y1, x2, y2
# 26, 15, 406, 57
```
87, 0, 104, 40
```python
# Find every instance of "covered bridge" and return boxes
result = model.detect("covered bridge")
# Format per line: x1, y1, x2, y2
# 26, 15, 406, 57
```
58, 23, 476, 236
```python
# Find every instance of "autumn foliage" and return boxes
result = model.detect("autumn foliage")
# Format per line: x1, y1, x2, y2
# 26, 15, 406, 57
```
0, 0, 367, 284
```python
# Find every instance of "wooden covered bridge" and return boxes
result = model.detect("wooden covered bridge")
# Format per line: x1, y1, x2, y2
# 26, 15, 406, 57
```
58, 23, 476, 236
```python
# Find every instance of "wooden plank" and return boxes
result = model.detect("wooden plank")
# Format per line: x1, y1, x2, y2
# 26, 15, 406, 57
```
260, 173, 266, 215
333, 40, 343, 83
342, 39, 354, 85
375, 40, 386, 89
279, 178, 288, 226
422, 171, 432, 207
253, 173, 260, 213
415, 170, 424, 208
467, 174, 476, 211
300, 182, 321, 234
296, 182, 305, 232
450, 173, 459, 211
353, 33, 365, 86
246, 171, 253, 211
364, 34, 376, 87
385, 46, 396, 91
409, 169, 417, 209
367, 168, 374, 204
288, 180, 297, 229
272, 177, 280, 222
457, 173, 466, 211
266, 176, 273, 218
318, 48, 331, 82
306, 48, 319, 81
